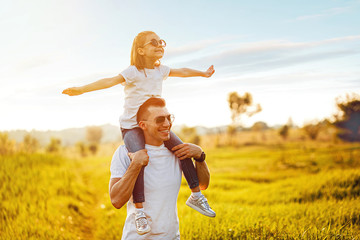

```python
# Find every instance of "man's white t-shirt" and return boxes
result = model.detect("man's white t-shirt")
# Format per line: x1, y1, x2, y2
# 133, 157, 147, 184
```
110, 144, 182, 240
119, 65, 171, 129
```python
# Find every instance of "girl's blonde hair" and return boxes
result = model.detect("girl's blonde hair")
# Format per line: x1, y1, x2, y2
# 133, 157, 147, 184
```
130, 31, 161, 70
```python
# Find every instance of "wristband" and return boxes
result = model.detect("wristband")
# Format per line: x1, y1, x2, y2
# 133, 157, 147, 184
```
194, 152, 206, 162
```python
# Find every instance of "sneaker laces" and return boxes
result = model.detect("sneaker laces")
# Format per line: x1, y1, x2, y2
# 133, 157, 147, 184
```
136, 217, 147, 228
135, 211, 148, 228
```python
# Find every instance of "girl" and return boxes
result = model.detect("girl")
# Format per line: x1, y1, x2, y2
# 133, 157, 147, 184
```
63, 31, 216, 235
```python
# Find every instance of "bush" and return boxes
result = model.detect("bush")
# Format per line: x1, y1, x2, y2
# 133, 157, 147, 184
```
46, 138, 62, 153
76, 141, 88, 157
279, 125, 289, 140
179, 126, 201, 145
0, 132, 15, 155
303, 123, 321, 140
21, 134, 39, 153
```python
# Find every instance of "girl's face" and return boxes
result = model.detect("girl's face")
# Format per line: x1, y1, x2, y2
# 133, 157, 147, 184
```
140, 33, 165, 60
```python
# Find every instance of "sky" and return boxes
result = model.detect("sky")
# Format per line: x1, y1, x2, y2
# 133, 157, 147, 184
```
1, 0, 360, 131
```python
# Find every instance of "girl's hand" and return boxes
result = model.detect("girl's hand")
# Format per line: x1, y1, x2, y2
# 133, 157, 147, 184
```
62, 87, 83, 96
204, 65, 215, 78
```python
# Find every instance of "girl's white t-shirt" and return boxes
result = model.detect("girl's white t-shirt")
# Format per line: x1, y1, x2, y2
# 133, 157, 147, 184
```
110, 144, 182, 240
119, 65, 171, 129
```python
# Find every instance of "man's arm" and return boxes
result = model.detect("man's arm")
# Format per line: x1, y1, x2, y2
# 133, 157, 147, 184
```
62, 75, 125, 96
169, 65, 214, 78
194, 160, 210, 190
171, 143, 210, 190
109, 149, 149, 209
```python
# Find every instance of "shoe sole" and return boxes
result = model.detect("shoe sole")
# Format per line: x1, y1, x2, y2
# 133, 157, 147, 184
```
137, 226, 151, 235
186, 201, 216, 218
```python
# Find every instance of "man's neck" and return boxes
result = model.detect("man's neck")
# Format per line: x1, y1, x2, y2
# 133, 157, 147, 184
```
145, 140, 164, 147
144, 135, 164, 147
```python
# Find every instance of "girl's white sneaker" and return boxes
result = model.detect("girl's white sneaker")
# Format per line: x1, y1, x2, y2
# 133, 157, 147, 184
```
135, 211, 151, 235
186, 195, 216, 217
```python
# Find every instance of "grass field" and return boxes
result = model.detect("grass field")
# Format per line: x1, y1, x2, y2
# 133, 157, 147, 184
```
1, 141, 360, 239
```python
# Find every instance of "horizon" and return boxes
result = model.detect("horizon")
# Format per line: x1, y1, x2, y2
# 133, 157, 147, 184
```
2, 120, 317, 133
2, 0, 360, 131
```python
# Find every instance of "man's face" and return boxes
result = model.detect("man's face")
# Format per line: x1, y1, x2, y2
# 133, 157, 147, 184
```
140, 106, 172, 145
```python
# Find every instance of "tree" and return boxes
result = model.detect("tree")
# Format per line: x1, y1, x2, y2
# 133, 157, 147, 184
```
251, 121, 268, 131
279, 125, 289, 140
227, 91, 262, 141
228, 92, 262, 126
86, 126, 103, 155
302, 122, 321, 140
22, 134, 39, 153
0, 132, 15, 155
287, 117, 295, 128
334, 93, 360, 142
227, 92, 262, 146
86, 126, 103, 144
46, 138, 62, 153
179, 126, 200, 145
76, 141, 88, 157
252, 121, 269, 143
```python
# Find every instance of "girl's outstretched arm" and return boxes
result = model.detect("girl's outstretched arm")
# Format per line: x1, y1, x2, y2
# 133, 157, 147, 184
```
169, 65, 215, 78
62, 75, 125, 96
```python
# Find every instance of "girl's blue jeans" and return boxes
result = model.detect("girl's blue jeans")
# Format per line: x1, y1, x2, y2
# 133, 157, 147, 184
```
121, 127, 200, 203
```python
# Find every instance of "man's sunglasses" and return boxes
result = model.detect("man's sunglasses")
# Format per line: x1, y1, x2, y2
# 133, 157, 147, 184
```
143, 39, 166, 48
143, 114, 175, 125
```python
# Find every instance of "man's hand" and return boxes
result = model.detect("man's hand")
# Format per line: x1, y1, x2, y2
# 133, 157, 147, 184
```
171, 143, 202, 160
62, 87, 84, 96
203, 65, 215, 78
128, 149, 149, 167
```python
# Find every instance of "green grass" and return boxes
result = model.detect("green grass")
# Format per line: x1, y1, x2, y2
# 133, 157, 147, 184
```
0, 154, 94, 239
1, 142, 360, 239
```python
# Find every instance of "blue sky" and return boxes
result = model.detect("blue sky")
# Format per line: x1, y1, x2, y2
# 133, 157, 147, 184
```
1, 0, 360, 131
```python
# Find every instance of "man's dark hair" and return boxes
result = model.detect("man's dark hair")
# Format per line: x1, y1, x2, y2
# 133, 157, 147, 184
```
137, 97, 166, 123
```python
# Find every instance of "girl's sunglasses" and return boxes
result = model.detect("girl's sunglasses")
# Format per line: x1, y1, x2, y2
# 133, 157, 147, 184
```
143, 114, 175, 125
143, 39, 166, 48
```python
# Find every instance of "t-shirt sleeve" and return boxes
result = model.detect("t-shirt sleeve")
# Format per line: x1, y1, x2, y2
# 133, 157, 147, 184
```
119, 66, 136, 84
110, 146, 131, 178
159, 65, 171, 80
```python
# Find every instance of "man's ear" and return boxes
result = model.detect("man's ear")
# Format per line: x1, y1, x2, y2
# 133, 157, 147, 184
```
137, 48, 144, 56
138, 121, 146, 130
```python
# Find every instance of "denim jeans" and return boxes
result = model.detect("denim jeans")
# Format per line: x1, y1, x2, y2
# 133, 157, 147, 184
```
121, 127, 199, 203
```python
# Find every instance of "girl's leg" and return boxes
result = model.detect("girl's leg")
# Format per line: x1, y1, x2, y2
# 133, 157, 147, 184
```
121, 128, 146, 204
122, 128, 152, 234
164, 131, 216, 218
164, 131, 200, 191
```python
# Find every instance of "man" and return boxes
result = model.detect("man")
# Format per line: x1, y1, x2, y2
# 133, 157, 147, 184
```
109, 98, 215, 239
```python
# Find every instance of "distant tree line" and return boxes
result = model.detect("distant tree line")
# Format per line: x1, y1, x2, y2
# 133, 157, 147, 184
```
226, 91, 360, 143
1, 92, 359, 154
0, 126, 103, 156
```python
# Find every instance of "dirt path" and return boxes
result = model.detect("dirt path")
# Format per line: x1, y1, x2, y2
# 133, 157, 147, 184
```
70, 156, 112, 240
76, 161, 102, 240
